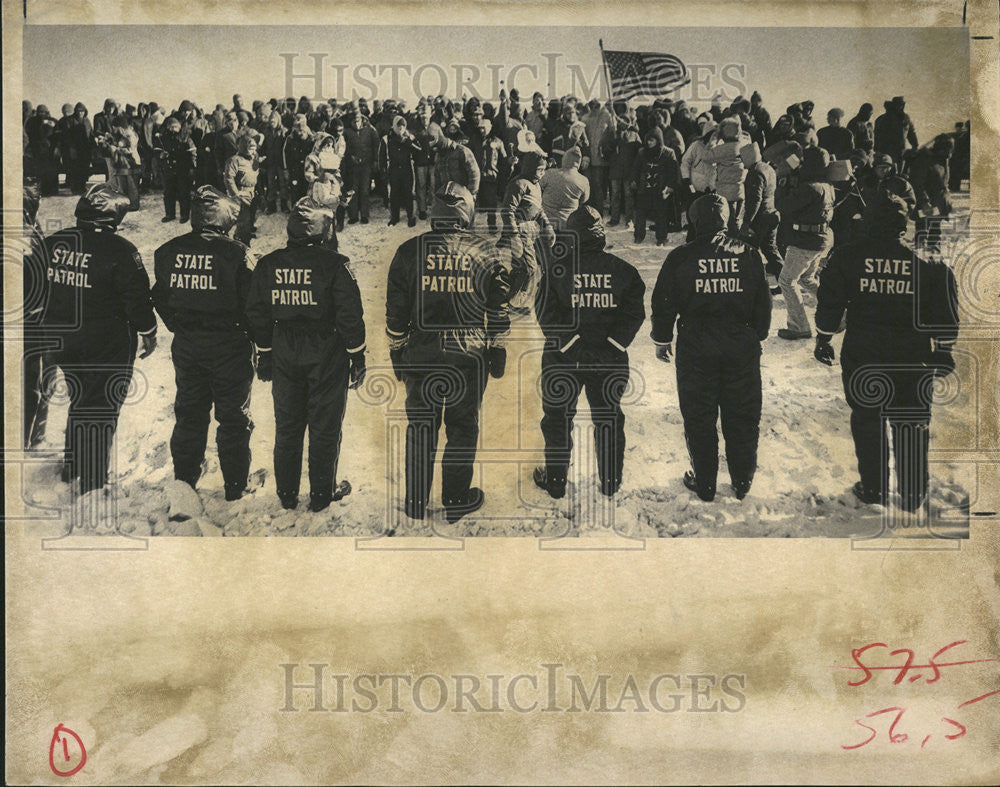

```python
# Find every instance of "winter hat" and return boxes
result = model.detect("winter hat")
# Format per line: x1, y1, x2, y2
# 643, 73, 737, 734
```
518, 150, 547, 179
687, 194, 730, 236
74, 102, 88, 114
393, 115, 408, 133
719, 115, 742, 139
237, 134, 258, 157
849, 149, 872, 169
800, 146, 830, 181
739, 141, 762, 168
827, 107, 845, 121
566, 204, 606, 251
164, 117, 181, 132
890, 96, 906, 110
750, 91, 763, 105
191, 186, 240, 233
644, 126, 664, 147
872, 152, 894, 169
430, 181, 475, 229
516, 128, 544, 154
865, 193, 908, 237
562, 147, 583, 170
287, 197, 334, 242
75, 184, 131, 229
61, 103, 74, 116
700, 120, 718, 138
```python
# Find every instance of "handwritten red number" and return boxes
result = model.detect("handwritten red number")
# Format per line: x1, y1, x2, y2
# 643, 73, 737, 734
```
842, 706, 907, 750
48, 724, 87, 777
942, 717, 967, 740
848, 643, 888, 687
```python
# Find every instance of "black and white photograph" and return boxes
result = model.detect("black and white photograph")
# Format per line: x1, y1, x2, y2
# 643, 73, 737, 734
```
16, 23, 977, 539
6, 2, 1000, 785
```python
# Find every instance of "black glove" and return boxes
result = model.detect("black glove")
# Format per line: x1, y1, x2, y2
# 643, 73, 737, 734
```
655, 343, 672, 364
814, 336, 835, 366
138, 331, 157, 359
349, 352, 366, 389
488, 347, 506, 379
930, 350, 955, 378
256, 349, 273, 382
389, 346, 405, 382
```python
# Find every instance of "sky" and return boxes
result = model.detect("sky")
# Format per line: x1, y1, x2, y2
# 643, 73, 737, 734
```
24, 25, 969, 137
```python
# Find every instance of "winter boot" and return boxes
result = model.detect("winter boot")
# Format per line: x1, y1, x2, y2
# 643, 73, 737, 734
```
278, 490, 299, 510
852, 481, 885, 506
444, 487, 485, 524
683, 470, 715, 502
732, 479, 752, 500
533, 466, 566, 499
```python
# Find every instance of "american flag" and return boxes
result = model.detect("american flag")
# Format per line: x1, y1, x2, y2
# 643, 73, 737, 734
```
601, 49, 690, 100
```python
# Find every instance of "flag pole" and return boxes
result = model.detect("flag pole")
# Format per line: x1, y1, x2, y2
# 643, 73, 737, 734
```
599, 38, 615, 106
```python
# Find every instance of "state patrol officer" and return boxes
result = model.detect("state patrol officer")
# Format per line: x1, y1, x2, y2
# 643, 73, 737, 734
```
650, 194, 772, 501
814, 193, 958, 510
43, 183, 157, 493
533, 205, 646, 499
385, 182, 511, 523
152, 186, 257, 500
246, 197, 367, 512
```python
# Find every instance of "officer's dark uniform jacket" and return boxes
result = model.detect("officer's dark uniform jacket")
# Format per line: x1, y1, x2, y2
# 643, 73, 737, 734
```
816, 230, 958, 361
535, 206, 646, 494
42, 189, 156, 492
247, 242, 365, 353
650, 233, 771, 347
43, 225, 157, 343
152, 230, 255, 334
385, 229, 511, 363
816, 204, 958, 506
651, 196, 772, 496
536, 225, 646, 360
246, 230, 366, 501
152, 222, 257, 491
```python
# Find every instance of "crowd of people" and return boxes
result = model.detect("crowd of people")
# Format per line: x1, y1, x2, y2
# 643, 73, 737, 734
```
20, 85, 966, 526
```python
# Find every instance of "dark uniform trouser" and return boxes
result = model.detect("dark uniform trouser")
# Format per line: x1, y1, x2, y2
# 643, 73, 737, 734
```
675, 326, 762, 495
52, 324, 137, 493
841, 340, 932, 508
272, 328, 350, 498
170, 329, 254, 490
539, 349, 629, 493
389, 171, 415, 223
404, 354, 487, 511
23, 341, 57, 448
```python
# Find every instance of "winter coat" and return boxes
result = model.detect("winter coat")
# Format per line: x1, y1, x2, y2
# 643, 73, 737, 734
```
608, 120, 642, 180
874, 106, 918, 160
540, 155, 591, 228
680, 134, 717, 193
630, 127, 680, 195
224, 149, 259, 206
847, 113, 874, 153
704, 121, 751, 202
583, 105, 616, 167
344, 119, 380, 169
817, 125, 855, 161
434, 141, 480, 195
156, 128, 196, 173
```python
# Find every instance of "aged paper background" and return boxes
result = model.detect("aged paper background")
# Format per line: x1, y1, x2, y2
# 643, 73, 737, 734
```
5, 0, 999, 783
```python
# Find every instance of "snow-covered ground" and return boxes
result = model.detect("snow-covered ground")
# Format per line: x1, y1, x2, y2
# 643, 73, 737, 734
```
22, 186, 973, 539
